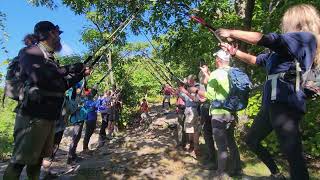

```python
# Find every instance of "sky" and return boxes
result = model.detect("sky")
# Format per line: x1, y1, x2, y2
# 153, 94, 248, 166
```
0, 0, 145, 74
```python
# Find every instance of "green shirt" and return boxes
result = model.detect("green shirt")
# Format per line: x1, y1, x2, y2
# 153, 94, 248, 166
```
205, 67, 231, 115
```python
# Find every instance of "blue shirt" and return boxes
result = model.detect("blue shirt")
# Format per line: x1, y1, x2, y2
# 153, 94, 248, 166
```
84, 99, 98, 121
97, 97, 111, 114
256, 32, 317, 113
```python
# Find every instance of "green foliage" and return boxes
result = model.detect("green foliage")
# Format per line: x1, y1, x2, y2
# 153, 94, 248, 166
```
0, 89, 17, 160
302, 99, 320, 157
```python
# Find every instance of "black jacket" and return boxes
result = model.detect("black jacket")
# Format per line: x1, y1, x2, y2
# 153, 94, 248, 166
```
19, 45, 84, 120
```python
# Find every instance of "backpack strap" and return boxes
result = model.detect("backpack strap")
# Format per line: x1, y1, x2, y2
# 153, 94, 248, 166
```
295, 59, 302, 92
267, 73, 286, 100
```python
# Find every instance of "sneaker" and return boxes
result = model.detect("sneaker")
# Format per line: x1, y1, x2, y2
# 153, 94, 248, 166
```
270, 172, 286, 180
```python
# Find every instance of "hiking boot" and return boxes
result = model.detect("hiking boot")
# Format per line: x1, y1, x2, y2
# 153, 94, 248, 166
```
270, 172, 286, 180
194, 149, 201, 157
202, 161, 217, 170
41, 170, 58, 180
82, 148, 93, 155
106, 134, 113, 140
67, 155, 83, 165
228, 170, 243, 177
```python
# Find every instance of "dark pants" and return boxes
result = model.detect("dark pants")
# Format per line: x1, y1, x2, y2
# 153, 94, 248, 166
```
200, 104, 217, 161
212, 118, 241, 175
245, 103, 308, 180
176, 106, 187, 147
98, 113, 109, 145
68, 122, 84, 159
4, 161, 42, 180
83, 120, 96, 150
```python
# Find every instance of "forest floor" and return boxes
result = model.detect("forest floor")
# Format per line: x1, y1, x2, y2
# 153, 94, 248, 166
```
0, 104, 320, 180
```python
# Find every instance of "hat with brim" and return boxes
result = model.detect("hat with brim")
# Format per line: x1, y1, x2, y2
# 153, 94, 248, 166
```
34, 21, 63, 36
213, 49, 230, 62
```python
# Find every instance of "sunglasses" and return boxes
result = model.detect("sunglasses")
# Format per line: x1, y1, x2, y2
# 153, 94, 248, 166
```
52, 25, 63, 35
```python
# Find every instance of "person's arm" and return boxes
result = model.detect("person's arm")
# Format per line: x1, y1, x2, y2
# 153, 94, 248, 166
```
216, 29, 263, 45
219, 42, 257, 65
200, 66, 210, 85
179, 87, 196, 101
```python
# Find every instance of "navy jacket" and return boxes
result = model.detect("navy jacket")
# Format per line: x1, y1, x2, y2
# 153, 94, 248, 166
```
256, 32, 317, 113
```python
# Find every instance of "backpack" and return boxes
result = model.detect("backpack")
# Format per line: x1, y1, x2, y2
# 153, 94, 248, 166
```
65, 88, 79, 115
2, 56, 24, 103
211, 67, 252, 112
69, 106, 88, 124
301, 66, 320, 98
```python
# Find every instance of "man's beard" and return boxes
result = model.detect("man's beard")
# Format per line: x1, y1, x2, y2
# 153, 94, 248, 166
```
53, 38, 62, 52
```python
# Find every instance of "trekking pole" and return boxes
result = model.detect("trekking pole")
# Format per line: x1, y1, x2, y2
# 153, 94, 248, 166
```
93, 50, 133, 86
143, 52, 172, 84
84, 9, 139, 68
141, 31, 186, 84
143, 57, 172, 86
165, 1, 223, 43
139, 60, 165, 85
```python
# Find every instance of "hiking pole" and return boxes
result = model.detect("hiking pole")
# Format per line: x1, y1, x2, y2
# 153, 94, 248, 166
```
143, 57, 172, 86
93, 50, 133, 86
166, 1, 223, 43
144, 66, 164, 85
143, 52, 172, 84
139, 59, 165, 85
85, 10, 138, 68
141, 31, 185, 84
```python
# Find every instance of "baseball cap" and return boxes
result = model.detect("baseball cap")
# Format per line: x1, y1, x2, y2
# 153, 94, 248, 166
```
34, 21, 63, 36
213, 49, 231, 62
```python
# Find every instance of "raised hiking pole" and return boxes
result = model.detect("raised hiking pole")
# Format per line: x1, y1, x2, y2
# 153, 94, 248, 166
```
189, 15, 223, 43
166, 1, 224, 43
84, 9, 139, 68
140, 30, 187, 86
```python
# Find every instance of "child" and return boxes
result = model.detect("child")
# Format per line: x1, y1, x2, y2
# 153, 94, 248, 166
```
140, 98, 149, 123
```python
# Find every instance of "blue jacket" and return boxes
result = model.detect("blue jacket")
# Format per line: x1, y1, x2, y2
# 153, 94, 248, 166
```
256, 32, 317, 113
84, 99, 98, 121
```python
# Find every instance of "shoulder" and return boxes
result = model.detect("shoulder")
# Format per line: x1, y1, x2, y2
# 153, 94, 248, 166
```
23, 45, 43, 57
210, 68, 228, 78
282, 32, 316, 45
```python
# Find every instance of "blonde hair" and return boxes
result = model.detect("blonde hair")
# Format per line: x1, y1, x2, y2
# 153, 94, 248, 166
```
281, 4, 320, 68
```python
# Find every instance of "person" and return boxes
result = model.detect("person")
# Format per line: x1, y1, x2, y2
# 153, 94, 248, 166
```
216, 4, 320, 179
178, 75, 201, 158
67, 86, 93, 164
3, 21, 90, 180
108, 88, 122, 138
162, 84, 174, 108
97, 90, 112, 148
140, 98, 149, 123
190, 50, 242, 177
41, 101, 68, 178
175, 82, 187, 150
83, 90, 98, 153
198, 62, 217, 168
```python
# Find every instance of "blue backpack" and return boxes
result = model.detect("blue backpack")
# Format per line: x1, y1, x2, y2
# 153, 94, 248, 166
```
211, 67, 252, 112
69, 106, 88, 124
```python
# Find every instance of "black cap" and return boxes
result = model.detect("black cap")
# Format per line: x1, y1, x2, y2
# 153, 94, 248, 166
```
34, 21, 63, 36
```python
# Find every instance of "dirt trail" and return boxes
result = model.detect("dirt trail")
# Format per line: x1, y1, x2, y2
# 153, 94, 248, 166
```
0, 104, 272, 180
52, 104, 215, 180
